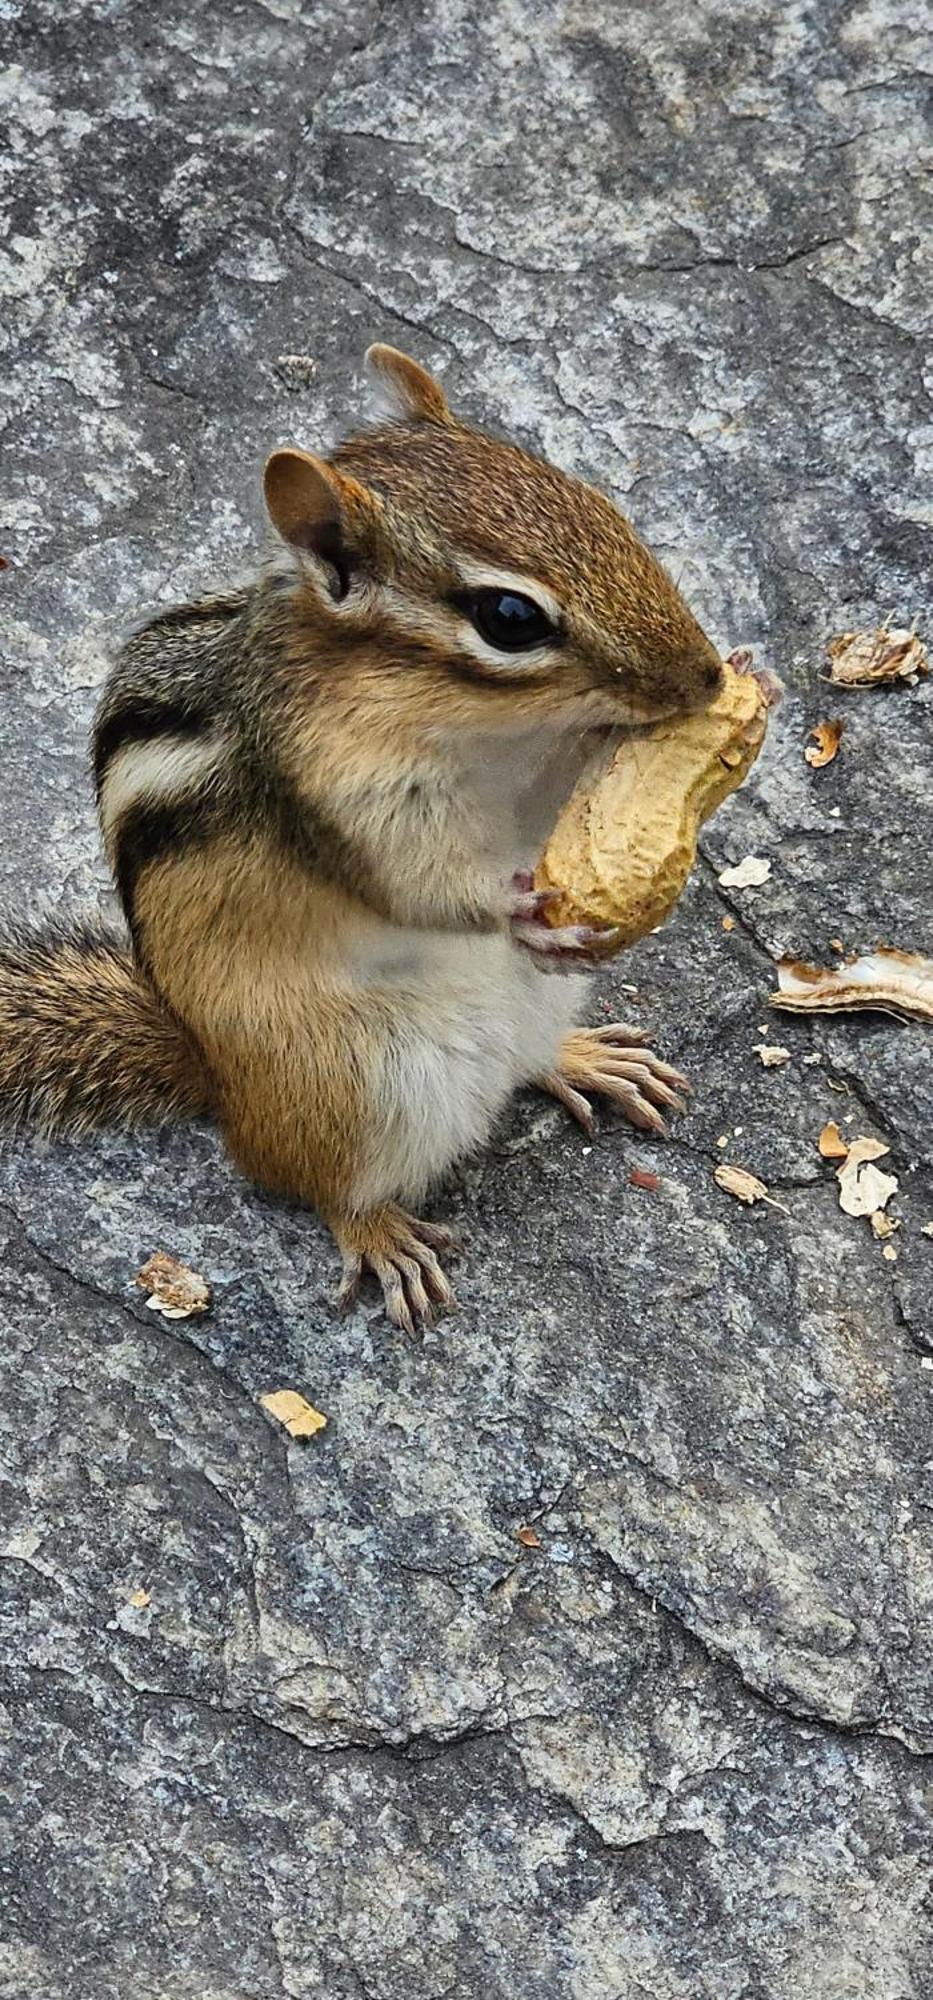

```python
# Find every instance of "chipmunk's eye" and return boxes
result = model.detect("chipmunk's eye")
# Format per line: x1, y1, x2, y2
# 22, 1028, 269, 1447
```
463, 589, 556, 652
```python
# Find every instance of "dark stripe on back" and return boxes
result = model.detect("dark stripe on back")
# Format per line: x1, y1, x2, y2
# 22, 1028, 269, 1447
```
111, 753, 382, 945
141, 593, 247, 634
93, 698, 212, 791
113, 794, 220, 938
262, 765, 395, 917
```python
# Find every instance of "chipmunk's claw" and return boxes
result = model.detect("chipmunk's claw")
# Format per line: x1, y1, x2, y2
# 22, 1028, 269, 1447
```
511, 918, 622, 970
507, 870, 618, 970
541, 1072, 598, 1138
540, 1026, 689, 1136
332, 1205, 459, 1334
589, 1020, 690, 1095
335, 1254, 363, 1317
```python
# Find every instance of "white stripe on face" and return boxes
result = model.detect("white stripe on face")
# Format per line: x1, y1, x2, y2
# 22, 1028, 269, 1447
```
452, 560, 562, 630
450, 623, 559, 677
374, 566, 562, 678
99, 731, 227, 835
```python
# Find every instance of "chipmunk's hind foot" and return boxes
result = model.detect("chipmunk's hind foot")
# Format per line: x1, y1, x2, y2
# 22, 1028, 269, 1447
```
540, 1023, 688, 1137
333, 1204, 461, 1334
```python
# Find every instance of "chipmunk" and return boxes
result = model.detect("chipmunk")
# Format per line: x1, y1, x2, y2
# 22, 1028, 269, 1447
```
0, 345, 723, 1331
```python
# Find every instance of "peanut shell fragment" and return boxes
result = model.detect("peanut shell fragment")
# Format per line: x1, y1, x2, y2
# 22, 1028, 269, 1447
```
772, 949, 933, 1023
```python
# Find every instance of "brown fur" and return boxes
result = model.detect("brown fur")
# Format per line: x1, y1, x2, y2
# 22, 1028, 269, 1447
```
131, 839, 374, 1216
0, 920, 212, 1136
3, 345, 723, 1330
332, 421, 721, 710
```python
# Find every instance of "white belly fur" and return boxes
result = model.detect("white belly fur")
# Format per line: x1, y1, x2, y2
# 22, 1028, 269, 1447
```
346, 924, 586, 1210
339, 726, 608, 1211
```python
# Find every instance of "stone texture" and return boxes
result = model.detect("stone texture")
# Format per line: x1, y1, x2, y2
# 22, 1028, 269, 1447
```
1, 1, 932, 1994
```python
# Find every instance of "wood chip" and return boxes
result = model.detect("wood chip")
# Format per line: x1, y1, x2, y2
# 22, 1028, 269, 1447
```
772, 948, 933, 1023
804, 719, 843, 767
259, 1389, 328, 1439
629, 1167, 661, 1191
718, 855, 771, 889
128, 1588, 151, 1609
818, 1121, 849, 1160
882, 1244, 898, 1262
516, 1524, 541, 1548
870, 1210, 900, 1240
722, 916, 736, 932
714, 1164, 787, 1211
826, 626, 928, 688
136, 1252, 211, 1320
754, 1044, 791, 1067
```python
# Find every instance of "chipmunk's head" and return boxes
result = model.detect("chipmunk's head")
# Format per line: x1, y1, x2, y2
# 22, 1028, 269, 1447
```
263, 346, 723, 739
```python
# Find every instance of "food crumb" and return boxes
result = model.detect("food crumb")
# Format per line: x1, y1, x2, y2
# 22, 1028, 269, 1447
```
259, 1390, 328, 1439
136, 1252, 211, 1320
754, 1044, 792, 1067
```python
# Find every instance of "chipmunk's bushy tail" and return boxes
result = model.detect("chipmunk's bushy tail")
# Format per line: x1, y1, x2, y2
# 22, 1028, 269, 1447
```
0, 919, 213, 1136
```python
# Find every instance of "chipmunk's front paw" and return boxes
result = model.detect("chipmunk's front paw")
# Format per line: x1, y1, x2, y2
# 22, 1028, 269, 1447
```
539, 1023, 689, 1138
507, 871, 619, 971
332, 1204, 461, 1334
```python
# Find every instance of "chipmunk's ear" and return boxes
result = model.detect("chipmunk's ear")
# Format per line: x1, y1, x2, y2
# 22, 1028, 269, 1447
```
263, 447, 380, 598
364, 344, 453, 425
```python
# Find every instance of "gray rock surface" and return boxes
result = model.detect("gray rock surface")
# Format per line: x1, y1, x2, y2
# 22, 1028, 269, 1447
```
2, 1, 932, 1993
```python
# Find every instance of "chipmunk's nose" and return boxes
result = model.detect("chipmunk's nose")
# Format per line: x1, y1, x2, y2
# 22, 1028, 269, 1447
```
652, 594, 725, 707
676, 639, 724, 711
